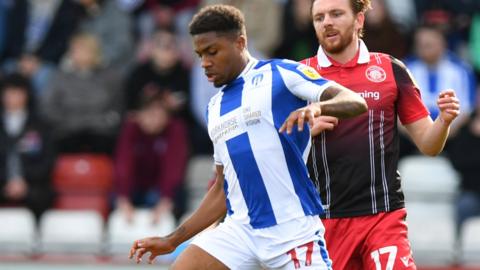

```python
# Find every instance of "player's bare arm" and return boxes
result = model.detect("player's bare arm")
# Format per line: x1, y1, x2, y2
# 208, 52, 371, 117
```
404, 89, 460, 156
129, 165, 227, 264
319, 83, 368, 118
280, 83, 367, 134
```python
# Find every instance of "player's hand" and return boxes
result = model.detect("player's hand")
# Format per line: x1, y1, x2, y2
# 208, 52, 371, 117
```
310, 116, 339, 136
437, 89, 460, 125
279, 103, 321, 134
129, 236, 176, 264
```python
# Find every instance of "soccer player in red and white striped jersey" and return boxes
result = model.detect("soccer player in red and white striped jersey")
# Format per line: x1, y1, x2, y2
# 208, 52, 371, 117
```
302, 0, 460, 269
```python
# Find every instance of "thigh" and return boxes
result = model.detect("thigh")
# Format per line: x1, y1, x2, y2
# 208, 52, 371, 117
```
191, 219, 261, 270
275, 240, 332, 270
322, 218, 363, 270
171, 244, 229, 270
362, 209, 417, 270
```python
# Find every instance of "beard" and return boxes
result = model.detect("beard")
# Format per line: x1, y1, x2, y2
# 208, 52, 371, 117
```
318, 24, 356, 54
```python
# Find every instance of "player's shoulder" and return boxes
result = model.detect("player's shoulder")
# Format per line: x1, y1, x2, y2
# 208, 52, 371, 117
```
368, 52, 409, 73
300, 56, 316, 66
270, 58, 323, 81
369, 52, 404, 66
253, 58, 299, 70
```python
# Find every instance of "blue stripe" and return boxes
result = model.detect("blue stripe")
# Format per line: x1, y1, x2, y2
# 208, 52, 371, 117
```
226, 133, 277, 228
271, 63, 324, 216
223, 179, 234, 216
220, 78, 244, 116
318, 239, 332, 269
428, 70, 439, 119
254, 60, 272, 69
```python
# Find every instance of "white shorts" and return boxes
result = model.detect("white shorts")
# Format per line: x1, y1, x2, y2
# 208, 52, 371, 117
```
191, 215, 332, 270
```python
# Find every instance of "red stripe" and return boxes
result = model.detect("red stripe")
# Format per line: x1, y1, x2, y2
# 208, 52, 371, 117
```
287, 248, 301, 269
300, 241, 314, 266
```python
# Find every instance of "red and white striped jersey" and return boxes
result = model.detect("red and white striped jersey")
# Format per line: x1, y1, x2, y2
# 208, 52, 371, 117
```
302, 40, 429, 218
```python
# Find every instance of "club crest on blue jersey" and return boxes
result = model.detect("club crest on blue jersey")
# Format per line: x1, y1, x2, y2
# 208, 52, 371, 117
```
251, 73, 264, 86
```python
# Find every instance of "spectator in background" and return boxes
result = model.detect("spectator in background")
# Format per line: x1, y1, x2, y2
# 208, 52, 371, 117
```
415, 0, 476, 53
132, 0, 200, 36
1, 0, 86, 97
77, 0, 134, 73
1, 0, 85, 64
382, 0, 416, 34
114, 93, 188, 224
363, 0, 408, 59
447, 100, 480, 262
127, 27, 212, 155
0, 74, 55, 220
126, 28, 189, 115
41, 33, 123, 154
274, 0, 318, 61
131, 0, 200, 57
406, 25, 476, 135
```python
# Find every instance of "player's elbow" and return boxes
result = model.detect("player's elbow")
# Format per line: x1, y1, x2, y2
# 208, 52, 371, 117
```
357, 98, 368, 115
418, 146, 443, 157
344, 97, 368, 118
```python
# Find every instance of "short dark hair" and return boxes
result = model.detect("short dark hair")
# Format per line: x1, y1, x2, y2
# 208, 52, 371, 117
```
189, 4, 246, 37
1, 73, 32, 93
0, 73, 34, 110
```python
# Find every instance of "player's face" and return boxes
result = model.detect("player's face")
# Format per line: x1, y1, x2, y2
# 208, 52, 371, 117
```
414, 28, 445, 65
312, 0, 363, 54
193, 32, 246, 87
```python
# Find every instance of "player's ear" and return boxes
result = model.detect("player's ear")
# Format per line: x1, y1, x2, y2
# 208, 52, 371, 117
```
235, 34, 247, 51
355, 12, 365, 34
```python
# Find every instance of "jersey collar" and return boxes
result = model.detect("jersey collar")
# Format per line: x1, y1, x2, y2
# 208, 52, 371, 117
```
316, 40, 370, 68
238, 56, 258, 78
221, 56, 258, 91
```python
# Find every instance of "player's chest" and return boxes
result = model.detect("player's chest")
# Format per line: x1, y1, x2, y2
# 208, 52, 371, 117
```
208, 87, 272, 145
321, 66, 398, 110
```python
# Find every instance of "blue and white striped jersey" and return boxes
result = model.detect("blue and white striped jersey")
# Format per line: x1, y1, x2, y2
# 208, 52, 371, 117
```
207, 58, 334, 229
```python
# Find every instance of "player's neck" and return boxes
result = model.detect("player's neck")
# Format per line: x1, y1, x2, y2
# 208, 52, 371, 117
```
325, 38, 359, 65
235, 51, 252, 77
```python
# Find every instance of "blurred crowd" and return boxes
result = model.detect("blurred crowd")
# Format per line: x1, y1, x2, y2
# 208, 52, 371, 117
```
0, 0, 479, 251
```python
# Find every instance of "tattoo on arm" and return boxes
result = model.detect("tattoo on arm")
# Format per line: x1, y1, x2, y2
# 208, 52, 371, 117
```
319, 84, 367, 119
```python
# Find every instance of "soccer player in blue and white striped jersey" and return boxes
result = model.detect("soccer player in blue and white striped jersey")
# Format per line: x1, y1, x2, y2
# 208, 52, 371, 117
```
130, 4, 367, 270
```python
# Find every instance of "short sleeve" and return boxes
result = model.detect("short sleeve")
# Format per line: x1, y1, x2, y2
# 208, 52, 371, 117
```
276, 61, 335, 102
213, 145, 223, 165
392, 57, 430, 125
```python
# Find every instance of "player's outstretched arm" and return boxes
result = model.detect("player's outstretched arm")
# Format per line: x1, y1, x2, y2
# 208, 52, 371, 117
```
404, 89, 460, 156
129, 165, 227, 264
318, 82, 368, 119
280, 83, 367, 134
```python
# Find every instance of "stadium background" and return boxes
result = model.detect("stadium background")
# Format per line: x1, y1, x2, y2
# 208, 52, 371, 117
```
0, 0, 479, 269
